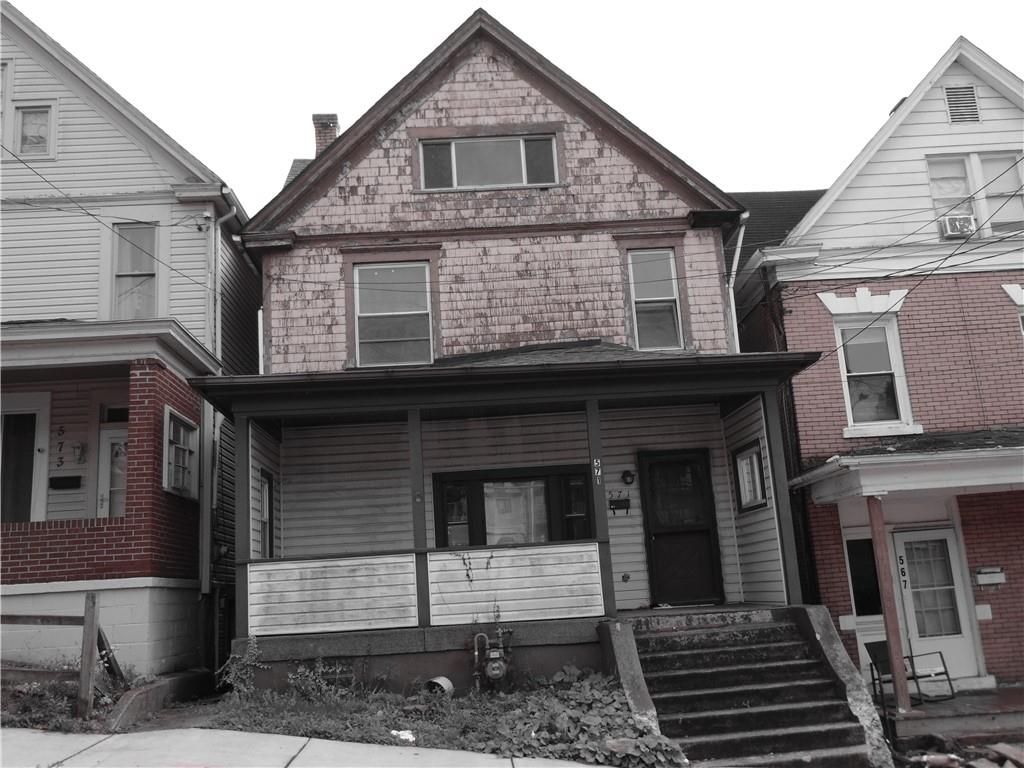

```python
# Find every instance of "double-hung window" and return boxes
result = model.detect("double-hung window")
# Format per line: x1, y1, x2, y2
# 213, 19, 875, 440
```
835, 317, 916, 435
163, 407, 198, 498
421, 135, 556, 190
927, 153, 1024, 238
113, 223, 157, 319
354, 262, 432, 366
628, 249, 683, 350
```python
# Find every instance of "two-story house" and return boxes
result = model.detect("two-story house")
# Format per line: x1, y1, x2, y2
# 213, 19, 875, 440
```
192, 10, 821, 687
736, 38, 1023, 696
0, 1, 260, 675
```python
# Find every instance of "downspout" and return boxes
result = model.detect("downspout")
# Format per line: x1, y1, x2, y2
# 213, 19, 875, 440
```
726, 211, 750, 353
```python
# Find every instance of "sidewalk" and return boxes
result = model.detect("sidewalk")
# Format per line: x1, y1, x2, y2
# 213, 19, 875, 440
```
0, 728, 585, 768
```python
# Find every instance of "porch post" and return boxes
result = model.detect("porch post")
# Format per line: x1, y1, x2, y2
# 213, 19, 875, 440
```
234, 415, 251, 640
867, 494, 911, 712
760, 388, 803, 604
585, 399, 617, 617
408, 409, 430, 628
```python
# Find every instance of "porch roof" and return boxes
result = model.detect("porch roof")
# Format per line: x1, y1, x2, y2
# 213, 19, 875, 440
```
190, 344, 819, 420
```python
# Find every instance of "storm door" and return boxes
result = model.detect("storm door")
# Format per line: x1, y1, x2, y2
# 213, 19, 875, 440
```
639, 450, 723, 606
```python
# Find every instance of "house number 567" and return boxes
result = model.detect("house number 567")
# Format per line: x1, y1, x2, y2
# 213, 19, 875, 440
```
898, 554, 907, 588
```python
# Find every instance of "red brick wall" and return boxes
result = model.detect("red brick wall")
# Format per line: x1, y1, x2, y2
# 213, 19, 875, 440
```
1, 359, 200, 584
958, 491, 1024, 683
807, 502, 859, 664
782, 272, 1024, 465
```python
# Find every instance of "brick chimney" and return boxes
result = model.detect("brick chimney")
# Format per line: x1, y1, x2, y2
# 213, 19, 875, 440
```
312, 113, 339, 156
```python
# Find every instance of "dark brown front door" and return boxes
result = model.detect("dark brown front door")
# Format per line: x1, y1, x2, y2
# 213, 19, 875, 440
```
639, 450, 723, 606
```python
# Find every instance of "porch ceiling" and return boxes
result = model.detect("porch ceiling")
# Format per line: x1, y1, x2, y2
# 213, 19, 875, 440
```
190, 351, 819, 420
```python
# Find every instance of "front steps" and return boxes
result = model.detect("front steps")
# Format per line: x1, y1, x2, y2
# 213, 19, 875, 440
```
633, 609, 872, 767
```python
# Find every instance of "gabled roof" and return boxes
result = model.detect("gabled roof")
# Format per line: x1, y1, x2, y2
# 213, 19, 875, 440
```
784, 37, 1022, 244
247, 8, 739, 233
1, 0, 247, 220
727, 190, 826, 273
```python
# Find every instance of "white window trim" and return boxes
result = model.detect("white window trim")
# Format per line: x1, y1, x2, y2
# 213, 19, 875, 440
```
628, 248, 684, 351
1, 392, 51, 522
926, 151, 1024, 239
96, 205, 171, 321
163, 406, 198, 499
10, 99, 58, 161
419, 135, 558, 191
733, 442, 767, 511
353, 261, 433, 368
833, 314, 922, 439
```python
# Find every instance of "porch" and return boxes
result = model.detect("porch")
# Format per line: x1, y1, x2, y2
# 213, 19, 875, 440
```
192, 343, 818, 670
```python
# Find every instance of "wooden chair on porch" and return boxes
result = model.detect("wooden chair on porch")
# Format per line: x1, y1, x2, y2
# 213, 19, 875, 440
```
864, 640, 955, 713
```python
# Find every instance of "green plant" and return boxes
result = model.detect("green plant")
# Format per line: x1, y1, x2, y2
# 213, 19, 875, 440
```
287, 658, 352, 703
0, 680, 109, 733
216, 637, 268, 699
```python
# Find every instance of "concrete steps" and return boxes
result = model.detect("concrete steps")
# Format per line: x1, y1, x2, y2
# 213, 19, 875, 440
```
634, 612, 872, 766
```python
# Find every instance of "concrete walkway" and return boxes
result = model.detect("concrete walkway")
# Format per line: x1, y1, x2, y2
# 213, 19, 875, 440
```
0, 727, 584, 768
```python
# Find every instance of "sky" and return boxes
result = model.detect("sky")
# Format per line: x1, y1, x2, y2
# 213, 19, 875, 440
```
7, 0, 1024, 217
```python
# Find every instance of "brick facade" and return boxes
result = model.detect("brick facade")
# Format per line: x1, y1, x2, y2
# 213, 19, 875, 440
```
806, 501, 859, 664
782, 272, 1024, 465
958, 491, 1024, 683
0, 359, 200, 585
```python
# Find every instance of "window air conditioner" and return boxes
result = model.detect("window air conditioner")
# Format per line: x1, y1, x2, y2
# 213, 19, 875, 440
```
939, 215, 976, 239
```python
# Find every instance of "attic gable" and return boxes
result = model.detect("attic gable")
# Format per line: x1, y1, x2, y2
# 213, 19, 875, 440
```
248, 9, 738, 234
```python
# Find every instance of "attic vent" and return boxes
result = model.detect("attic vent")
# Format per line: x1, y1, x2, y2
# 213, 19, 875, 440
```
944, 85, 980, 123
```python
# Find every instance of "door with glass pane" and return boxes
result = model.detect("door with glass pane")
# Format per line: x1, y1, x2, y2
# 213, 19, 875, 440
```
892, 529, 977, 679
98, 428, 128, 518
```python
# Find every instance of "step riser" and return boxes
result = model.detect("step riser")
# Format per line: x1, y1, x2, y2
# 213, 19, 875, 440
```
679, 724, 865, 761
653, 681, 843, 713
692, 748, 872, 768
640, 643, 810, 671
645, 663, 824, 692
661, 702, 853, 738
630, 608, 790, 634
635, 624, 801, 652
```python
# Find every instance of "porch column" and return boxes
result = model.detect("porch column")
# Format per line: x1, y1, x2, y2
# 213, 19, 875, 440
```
586, 399, 617, 617
867, 494, 911, 712
408, 409, 430, 628
760, 388, 803, 604
234, 415, 251, 639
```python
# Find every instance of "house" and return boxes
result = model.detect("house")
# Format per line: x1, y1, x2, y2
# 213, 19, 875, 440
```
0, 1, 260, 675
735, 37, 1024, 700
191, 10, 820, 686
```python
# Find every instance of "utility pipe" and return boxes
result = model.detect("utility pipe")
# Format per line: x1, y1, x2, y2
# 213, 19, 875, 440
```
726, 210, 750, 353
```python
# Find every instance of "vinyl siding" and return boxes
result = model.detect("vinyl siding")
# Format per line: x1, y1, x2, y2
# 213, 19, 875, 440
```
723, 397, 786, 605
249, 424, 281, 559
427, 543, 603, 625
218, 235, 260, 376
248, 554, 418, 635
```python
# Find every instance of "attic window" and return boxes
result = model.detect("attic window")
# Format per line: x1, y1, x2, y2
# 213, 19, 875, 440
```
944, 85, 980, 123
421, 136, 557, 190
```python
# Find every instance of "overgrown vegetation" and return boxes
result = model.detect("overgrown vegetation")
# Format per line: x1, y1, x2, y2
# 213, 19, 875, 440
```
0, 678, 116, 732
213, 648, 685, 768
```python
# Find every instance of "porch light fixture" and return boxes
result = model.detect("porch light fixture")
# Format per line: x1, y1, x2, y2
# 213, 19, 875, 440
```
620, 470, 635, 485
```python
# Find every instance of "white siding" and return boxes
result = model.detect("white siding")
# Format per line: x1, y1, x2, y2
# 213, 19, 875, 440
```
801, 62, 1024, 249
250, 424, 281, 559
428, 543, 602, 625
280, 422, 412, 556
723, 397, 786, 605
248, 555, 418, 635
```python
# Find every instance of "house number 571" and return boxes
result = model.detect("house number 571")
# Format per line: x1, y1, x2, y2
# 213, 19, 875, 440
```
592, 458, 602, 485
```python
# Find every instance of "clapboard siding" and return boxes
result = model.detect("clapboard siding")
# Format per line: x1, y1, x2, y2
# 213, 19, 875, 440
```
801, 61, 1024, 249
280, 422, 413, 556
600, 405, 739, 609
250, 424, 282, 559
428, 543, 602, 625
2, 377, 127, 521
218, 236, 260, 376
723, 397, 786, 605
167, 208, 211, 342
248, 555, 418, 635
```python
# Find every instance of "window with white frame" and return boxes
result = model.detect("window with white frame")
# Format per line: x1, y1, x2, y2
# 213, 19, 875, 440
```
163, 407, 198, 498
836, 317, 913, 428
732, 441, 766, 512
354, 262, 432, 366
628, 249, 683, 350
420, 135, 556, 190
927, 153, 1024, 238
113, 223, 157, 319
16, 105, 51, 155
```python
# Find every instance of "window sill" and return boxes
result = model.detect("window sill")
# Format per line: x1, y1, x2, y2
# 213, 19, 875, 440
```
412, 182, 568, 195
842, 423, 924, 439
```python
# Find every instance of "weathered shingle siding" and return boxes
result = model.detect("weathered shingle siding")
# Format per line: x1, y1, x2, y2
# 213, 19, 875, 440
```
288, 40, 698, 234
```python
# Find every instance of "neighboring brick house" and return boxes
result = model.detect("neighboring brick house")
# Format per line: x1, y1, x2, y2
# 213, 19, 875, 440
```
0, 2, 259, 674
191, 10, 818, 684
735, 37, 1023, 689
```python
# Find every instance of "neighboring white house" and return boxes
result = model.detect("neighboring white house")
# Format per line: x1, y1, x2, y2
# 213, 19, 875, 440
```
0, 0, 259, 675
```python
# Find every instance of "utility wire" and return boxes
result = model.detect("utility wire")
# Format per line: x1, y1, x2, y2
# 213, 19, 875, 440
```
1, 197, 207, 229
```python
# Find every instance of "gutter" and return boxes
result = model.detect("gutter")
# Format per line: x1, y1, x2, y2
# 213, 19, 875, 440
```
726, 210, 750, 352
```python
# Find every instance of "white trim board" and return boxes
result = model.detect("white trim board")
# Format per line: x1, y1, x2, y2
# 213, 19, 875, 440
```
1, 577, 200, 596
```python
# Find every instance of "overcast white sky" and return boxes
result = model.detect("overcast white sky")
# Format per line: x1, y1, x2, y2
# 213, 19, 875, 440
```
9, 0, 1024, 216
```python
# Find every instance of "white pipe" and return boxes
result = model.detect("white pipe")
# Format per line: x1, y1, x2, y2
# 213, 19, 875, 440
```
727, 211, 751, 353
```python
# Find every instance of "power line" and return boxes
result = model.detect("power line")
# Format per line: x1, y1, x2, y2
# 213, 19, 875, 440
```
1, 197, 206, 229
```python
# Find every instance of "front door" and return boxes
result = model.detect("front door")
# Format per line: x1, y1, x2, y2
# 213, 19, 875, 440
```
639, 450, 723, 606
892, 529, 978, 679
97, 428, 128, 518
